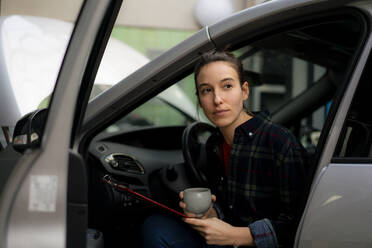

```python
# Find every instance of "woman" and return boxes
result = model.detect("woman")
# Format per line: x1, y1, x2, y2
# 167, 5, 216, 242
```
142, 51, 308, 248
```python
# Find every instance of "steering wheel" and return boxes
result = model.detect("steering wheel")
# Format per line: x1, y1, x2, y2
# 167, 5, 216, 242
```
182, 122, 215, 186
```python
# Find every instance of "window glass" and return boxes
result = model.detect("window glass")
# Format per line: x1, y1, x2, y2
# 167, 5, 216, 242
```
334, 53, 372, 158
235, 46, 328, 152
90, 26, 195, 101
233, 16, 363, 154
0, 2, 83, 148
105, 92, 194, 133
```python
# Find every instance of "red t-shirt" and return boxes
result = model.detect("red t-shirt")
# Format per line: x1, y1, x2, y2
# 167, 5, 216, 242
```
220, 141, 232, 176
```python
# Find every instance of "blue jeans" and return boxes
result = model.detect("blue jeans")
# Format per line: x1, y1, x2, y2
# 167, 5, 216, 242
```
141, 214, 231, 248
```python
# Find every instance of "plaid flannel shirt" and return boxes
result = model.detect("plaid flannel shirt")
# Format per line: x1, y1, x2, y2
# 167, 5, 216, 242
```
206, 112, 308, 248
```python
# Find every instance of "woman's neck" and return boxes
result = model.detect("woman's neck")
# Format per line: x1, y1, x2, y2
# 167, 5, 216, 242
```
220, 111, 252, 145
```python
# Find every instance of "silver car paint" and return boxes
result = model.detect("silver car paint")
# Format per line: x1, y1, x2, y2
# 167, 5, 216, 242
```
299, 164, 372, 247
0, 0, 118, 247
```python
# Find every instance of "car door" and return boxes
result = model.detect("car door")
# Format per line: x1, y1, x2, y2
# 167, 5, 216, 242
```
0, 0, 122, 247
295, 4, 372, 247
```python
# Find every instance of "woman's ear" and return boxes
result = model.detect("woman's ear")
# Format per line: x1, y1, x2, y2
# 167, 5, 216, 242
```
242, 81, 249, 100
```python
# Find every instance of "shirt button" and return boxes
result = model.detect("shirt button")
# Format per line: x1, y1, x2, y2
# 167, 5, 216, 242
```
249, 132, 253, 136
229, 205, 233, 209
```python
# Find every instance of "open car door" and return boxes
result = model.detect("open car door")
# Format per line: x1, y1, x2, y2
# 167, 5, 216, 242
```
0, 0, 122, 247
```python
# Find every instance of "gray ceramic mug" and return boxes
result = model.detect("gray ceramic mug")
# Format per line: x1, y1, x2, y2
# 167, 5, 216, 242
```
183, 187, 212, 217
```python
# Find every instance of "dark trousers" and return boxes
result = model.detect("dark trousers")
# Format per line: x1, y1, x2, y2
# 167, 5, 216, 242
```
141, 214, 231, 248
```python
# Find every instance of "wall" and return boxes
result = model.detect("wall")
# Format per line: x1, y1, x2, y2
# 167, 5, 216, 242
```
0, 0, 262, 30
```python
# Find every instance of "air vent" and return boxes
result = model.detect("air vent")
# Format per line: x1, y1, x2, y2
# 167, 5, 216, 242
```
105, 153, 145, 174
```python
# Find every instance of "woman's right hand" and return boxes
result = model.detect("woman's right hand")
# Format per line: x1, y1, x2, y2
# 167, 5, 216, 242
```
179, 191, 218, 219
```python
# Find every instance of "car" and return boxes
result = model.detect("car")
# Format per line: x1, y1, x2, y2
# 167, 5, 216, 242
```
1, 0, 372, 247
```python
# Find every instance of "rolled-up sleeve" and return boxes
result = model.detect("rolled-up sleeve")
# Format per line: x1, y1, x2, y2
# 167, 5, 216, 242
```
249, 218, 278, 248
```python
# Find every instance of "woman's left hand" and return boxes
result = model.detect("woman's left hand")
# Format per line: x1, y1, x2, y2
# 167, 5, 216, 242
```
183, 217, 236, 246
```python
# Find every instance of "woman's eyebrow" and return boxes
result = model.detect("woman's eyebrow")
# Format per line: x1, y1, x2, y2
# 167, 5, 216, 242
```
197, 83, 210, 89
220, 77, 234, 83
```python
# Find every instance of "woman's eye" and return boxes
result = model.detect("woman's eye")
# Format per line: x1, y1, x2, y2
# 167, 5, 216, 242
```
224, 84, 232, 89
200, 88, 212, 94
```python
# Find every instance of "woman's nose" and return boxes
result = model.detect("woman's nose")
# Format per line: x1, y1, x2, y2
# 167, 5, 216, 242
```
214, 91, 223, 105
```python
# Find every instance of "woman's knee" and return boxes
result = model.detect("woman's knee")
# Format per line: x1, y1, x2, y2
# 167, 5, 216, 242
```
141, 214, 205, 248
142, 215, 167, 237
142, 214, 174, 247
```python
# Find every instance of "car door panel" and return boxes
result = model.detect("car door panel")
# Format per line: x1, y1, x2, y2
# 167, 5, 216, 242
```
0, 0, 122, 247
298, 164, 372, 247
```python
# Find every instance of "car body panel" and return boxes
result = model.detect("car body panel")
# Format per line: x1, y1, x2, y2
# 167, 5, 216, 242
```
0, 0, 121, 247
299, 164, 372, 247
208, 0, 354, 48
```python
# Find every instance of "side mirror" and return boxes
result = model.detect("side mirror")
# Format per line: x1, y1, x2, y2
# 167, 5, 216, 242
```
12, 108, 48, 153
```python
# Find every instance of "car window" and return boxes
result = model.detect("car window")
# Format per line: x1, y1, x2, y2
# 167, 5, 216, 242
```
104, 81, 198, 134
106, 94, 193, 133
89, 20, 194, 101
0, 5, 83, 149
236, 46, 328, 153
232, 15, 363, 155
334, 52, 372, 158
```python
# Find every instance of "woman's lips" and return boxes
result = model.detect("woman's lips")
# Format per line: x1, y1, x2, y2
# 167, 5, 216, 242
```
214, 109, 229, 116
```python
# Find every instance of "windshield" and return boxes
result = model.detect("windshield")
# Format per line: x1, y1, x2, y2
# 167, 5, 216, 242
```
0, 4, 83, 149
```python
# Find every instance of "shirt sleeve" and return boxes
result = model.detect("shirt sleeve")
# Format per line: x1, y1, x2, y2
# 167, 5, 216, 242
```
249, 218, 278, 248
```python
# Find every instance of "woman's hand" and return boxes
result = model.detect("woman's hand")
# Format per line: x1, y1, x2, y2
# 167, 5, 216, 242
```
183, 217, 255, 246
179, 191, 218, 219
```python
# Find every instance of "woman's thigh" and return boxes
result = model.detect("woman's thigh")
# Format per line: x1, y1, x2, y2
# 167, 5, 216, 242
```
141, 214, 211, 248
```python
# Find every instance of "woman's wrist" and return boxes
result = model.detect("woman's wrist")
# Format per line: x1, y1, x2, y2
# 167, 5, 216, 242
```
230, 226, 255, 247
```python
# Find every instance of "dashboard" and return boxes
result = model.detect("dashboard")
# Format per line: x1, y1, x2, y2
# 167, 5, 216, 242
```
88, 125, 193, 219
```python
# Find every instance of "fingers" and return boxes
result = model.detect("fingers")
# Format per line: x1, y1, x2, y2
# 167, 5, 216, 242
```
212, 194, 216, 202
179, 200, 186, 209
190, 225, 206, 236
179, 191, 184, 199
184, 217, 206, 227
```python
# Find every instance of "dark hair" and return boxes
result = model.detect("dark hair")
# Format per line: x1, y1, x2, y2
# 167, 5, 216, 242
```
194, 50, 244, 94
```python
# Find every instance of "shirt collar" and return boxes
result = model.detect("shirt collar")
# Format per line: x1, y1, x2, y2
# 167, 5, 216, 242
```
235, 111, 271, 138
208, 111, 272, 144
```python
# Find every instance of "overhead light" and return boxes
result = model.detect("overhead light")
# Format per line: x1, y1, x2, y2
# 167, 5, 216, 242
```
194, 0, 234, 27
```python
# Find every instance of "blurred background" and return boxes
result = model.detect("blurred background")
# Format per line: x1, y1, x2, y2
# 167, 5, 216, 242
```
0, 0, 267, 101
1, 0, 266, 58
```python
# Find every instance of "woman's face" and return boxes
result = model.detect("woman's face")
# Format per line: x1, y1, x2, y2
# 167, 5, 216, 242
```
196, 61, 249, 130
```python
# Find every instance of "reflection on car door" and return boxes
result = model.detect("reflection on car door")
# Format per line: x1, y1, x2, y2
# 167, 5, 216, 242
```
0, 0, 122, 247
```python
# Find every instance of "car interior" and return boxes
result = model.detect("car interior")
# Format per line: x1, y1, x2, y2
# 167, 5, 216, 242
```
0, 9, 368, 248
